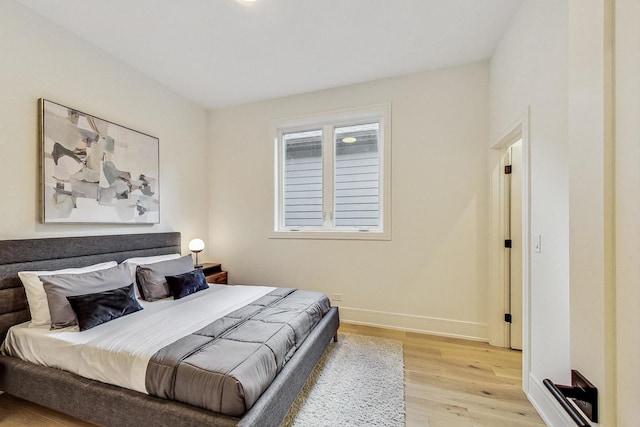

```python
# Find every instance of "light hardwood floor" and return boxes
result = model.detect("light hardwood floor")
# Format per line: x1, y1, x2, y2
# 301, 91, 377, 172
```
0, 324, 546, 426
341, 323, 545, 427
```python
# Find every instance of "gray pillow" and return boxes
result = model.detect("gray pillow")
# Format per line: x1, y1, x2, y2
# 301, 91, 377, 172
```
41, 263, 132, 330
136, 255, 194, 301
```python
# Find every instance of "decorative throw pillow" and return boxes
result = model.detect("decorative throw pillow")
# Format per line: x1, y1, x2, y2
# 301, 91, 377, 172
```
41, 263, 131, 329
67, 284, 143, 331
165, 269, 209, 300
18, 261, 118, 327
135, 255, 195, 301
121, 253, 181, 298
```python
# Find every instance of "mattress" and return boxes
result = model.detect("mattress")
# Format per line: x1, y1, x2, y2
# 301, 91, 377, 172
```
1, 284, 275, 394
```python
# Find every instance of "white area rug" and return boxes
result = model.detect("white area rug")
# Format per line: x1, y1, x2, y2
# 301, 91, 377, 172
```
282, 333, 405, 427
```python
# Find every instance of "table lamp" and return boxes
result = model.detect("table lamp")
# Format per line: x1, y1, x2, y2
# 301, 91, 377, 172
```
188, 238, 205, 268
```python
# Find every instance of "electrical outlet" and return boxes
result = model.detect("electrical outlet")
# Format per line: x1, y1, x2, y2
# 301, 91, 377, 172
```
332, 293, 342, 301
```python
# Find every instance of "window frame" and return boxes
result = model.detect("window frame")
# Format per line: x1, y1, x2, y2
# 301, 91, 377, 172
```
271, 103, 391, 240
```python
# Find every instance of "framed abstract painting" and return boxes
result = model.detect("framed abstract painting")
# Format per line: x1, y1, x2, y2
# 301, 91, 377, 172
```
39, 99, 160, 224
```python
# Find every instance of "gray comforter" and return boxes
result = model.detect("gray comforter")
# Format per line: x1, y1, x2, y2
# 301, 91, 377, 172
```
145, 288, 331, 417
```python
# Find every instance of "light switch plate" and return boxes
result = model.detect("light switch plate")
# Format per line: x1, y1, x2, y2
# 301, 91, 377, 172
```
534, 234, 541, 253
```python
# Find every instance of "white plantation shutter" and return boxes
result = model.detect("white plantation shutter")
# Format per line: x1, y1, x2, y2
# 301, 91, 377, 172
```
283, 130, 323, 227
334, 123, 380, 228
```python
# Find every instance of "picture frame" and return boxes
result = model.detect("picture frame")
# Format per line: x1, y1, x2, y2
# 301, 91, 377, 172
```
39, 99, 160, 224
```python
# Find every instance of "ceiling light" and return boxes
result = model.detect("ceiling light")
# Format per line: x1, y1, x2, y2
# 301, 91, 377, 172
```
342, 137, 357, 143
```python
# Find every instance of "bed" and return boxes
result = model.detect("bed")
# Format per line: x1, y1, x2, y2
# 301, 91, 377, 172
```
0, 232, 340, 426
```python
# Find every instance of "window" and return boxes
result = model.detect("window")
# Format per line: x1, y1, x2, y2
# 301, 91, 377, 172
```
272, 104, 391, 240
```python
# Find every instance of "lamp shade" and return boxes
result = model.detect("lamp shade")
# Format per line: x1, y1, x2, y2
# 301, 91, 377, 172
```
188, 238, 205, 252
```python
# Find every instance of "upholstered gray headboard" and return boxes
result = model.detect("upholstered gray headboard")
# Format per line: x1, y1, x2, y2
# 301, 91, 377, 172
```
0, 232, 181, 343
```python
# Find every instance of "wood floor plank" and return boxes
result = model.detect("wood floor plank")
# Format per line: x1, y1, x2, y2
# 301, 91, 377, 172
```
0, 393, 95, 426
0, 324, 545, 426
339, 322, 546, 427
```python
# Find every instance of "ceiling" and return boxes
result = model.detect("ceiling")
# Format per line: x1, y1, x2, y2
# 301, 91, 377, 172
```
18, 0, 522, 109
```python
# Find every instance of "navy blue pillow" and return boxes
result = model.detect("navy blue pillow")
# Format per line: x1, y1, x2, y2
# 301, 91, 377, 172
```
66, 284, 143, 331
165, 269, 209, 300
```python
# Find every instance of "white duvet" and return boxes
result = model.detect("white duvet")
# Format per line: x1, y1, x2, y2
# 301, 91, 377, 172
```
1, 284, 275, 394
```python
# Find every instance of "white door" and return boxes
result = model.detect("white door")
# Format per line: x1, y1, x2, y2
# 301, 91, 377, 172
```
508, 141, 523, 350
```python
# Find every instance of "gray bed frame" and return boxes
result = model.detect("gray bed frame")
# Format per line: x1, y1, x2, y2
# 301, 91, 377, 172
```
0, 232, 339, 426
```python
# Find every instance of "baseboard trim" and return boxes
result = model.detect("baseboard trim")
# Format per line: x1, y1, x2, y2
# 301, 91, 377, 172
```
527, 373, 576, 427
338, 306, 488, 342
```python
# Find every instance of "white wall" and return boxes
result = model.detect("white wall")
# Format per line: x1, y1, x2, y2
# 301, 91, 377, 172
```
615, 1, 640, 424
493, 1, 640, 425
569, 0, 640, 425
0, 1, 210, 252
209, 62, 490, 340
568, 1, 616, 425
490, 0, 573, 425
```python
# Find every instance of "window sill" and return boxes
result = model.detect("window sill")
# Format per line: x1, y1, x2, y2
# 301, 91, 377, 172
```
269, 230, 391, 241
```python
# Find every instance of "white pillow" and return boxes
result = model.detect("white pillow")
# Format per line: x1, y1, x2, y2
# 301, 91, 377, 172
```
18, 261, 118, 327
122, 254, 182, 298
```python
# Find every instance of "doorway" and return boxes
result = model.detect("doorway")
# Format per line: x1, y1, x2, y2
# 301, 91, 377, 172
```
489, 110, 530, 391
505, 140, 523, 350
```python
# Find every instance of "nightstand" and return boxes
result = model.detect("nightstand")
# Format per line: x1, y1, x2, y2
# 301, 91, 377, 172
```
199, 263, 228, 284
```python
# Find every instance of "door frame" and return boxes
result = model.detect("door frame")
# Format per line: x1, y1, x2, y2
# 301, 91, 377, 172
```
488, 108, 531, 392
